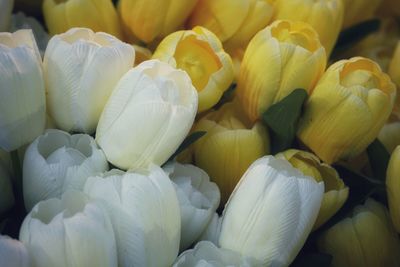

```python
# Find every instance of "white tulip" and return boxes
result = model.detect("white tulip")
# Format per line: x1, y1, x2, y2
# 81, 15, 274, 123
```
10, 12, 50, 56
96, 59, 198, 170
164, 162, 220, 251
84, 165, 181, 267
44, 27, 135, 133
219, 155, 324, 267
0, 29, 45, 152
173, 241, 258, 267
0, 0, 13, 31
198, 213, 222, 246
0, 159, 14, 213
19, 190, 118, 267
0, 235, 30, 267
23, 129, 108, 211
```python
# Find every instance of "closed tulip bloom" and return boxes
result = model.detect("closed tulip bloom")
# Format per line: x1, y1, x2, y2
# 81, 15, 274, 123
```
84, 166, 181, 267
298, 57, 396, 164
341, 0, 382, 28
197, 213, 222, 246
173, 241, 258, 267
164, 162, 220, 250
277, 149, 348, 229
193, 102, 269, 204
119, 0, 198, 43
19, 190, 118, 267
0, 30, 46, 152
44, 28, 135, 134
219, 156, 324, 266
379, 122, 400, 153
153, 26, 234, 112
386, 146, 400, 232
96, 60, 198, 170
43, 0, 122, 38
318, 198, 400, 267
274, 0, 343, 55
236, 20, 326, 122
0, 236, 30, 267
0, 0, 13, 31
188, 0, 275, 49
389, 41, 400, 118
23, 129, 108, 211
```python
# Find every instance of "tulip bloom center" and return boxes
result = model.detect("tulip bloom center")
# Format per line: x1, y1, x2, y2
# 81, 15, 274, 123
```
271, 22, 319, 52
174, 36, 222, 92
341, 69, 380, 90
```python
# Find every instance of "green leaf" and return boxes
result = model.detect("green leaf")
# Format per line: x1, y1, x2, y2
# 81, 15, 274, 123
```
331, 19, 381, 58
262, 89, 308, 154
166, 131, 207, 163
290, 253, 332, 267
367, 139, 390, 182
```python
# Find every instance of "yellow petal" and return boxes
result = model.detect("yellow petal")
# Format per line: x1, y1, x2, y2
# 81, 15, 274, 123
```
387, 146, 400, 233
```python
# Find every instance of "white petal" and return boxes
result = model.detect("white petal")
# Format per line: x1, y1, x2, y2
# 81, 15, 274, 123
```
0, 235, 30, 267
197, 213, 222, 246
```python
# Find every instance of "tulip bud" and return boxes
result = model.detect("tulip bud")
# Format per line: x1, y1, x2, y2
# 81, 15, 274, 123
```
341, 0, 382, 28
0, 30, 46, 152
219, 155, 324, 266
192, 102, 269, 204
0, 0, 13, 31
197, 213, 222, 246
84, 166, 181, 267
153, 26, 234, 113
274, 0, 343, 55
164, 162, 220, 250
298, 57, 396, 164
19, 190, 118, 267
44, 28, 135, 134
378, 122, 400, 154
0, 159, 14, 214
236, 20, 326, 122
96, 59, 198, 170
43, 0, 122, 38
187, 0, 275, 49
119, 0, 198, 43
132, 44, 152, 66
389, 41, 400, 118
318, 198, 400, 267
386, 146, 400, 232
277, 149, 349, 229
0, 236, 30, 267
23, 129, 108, 211
173, 241, 258, 267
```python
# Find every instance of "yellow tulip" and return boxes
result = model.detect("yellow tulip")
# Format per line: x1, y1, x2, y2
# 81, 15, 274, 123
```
153, 26, 234, 113
378, 122, 400, 154
192, 102, 269, 204
119, 0, 198, 43
132, 44, 152, 66
341, 0, 382, 29
187, 0, 275, 49
43, 0, 122, 38
387, 146, 400, 232
274, 0, 343, 56
318, 198, 400, 267
236, 20, 326, 122
298, 57, 396, 164
389, 41, 400, 118
277, 149, 349, 230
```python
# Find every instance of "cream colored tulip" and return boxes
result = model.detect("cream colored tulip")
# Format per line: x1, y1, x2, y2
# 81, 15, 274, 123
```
193, 102, 270, 205
387, 146, 400, 232
23, 129, 108, 211
19, 190, 118, 267
164, 162, 220, 250
153, 26, 234, 112
197, 213, 222, 246
44, 28, 135, 134
0, 29, 45, 152
119, 0, 198, 43
277, 149, 349, 229
84, 166, 181, 267
219, 156, 324, 266
378, 121, 400, 154
0, 0, 14, 31
236, 20, 326, 122
318, 199, 400, 267
297, 57, 396, 164
0, 236, 30, 267
43, 0, 122, 38
188, 0, 275, 49
96, 59, 198, 170
274, 0, 344, 55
